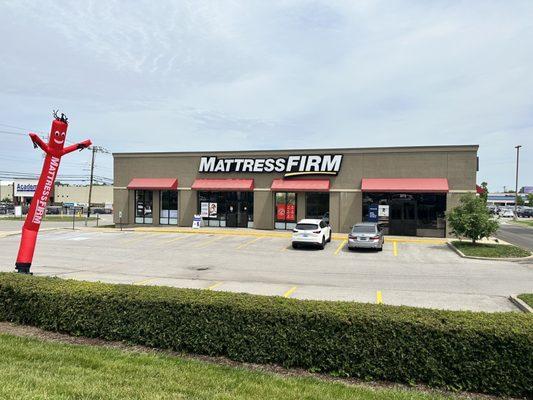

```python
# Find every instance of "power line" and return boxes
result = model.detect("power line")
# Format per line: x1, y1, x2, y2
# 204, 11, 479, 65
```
0, 122, 46, 134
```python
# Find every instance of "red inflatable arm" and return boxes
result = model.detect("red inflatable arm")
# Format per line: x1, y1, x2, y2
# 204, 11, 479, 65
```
29, 133, 50, 152
62, 139, 92, 155
15, 114, 92, 274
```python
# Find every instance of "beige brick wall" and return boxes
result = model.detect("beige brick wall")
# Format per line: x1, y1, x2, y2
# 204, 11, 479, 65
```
54, 185, 113, 205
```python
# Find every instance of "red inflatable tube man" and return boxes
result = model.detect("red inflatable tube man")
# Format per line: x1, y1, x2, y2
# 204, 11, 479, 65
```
15, 113, 91, 274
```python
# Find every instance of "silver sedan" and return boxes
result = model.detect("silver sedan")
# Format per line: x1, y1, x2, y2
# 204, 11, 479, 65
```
348, 223, 384, 251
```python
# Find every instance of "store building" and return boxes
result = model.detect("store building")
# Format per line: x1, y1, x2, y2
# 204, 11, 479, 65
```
113, 145, 479, 237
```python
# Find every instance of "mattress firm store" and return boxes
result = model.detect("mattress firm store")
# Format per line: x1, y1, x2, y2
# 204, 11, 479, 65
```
113, 145, 478, 237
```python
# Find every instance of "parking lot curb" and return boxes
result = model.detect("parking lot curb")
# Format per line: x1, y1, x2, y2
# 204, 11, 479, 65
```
0, 227, 64, 239
509, 295, 533, 313
446, 241, 533, 261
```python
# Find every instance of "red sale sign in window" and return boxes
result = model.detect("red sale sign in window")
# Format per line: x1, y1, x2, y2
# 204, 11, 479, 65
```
276, 204, 286, 221
286, 204, 295, 221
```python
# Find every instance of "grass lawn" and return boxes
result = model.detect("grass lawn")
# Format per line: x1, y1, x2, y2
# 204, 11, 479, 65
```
0, 333, 464, 400
512, 220, 533, 228
518, 294, 533, 308
451, 240, 531, 258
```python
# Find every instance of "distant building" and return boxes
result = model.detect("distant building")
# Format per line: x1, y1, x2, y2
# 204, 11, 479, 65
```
0, 181, 13, 201
12, 179, 39, 205
0, 181, 113, 209
487, 192, 529, 206
54, 184, 113, 207
520, 186, 533, 194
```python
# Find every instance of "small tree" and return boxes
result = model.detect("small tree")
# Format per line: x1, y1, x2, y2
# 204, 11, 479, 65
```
447, 194, 499, 243
479, 181, 488, 203
528, 193, 533, 207
516, 196, 524, 206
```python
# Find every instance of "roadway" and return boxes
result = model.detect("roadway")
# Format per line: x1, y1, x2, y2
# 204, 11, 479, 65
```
495, 221, 533, 251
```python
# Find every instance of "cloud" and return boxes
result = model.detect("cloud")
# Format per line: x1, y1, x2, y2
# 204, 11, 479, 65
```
0, 0, 532, 189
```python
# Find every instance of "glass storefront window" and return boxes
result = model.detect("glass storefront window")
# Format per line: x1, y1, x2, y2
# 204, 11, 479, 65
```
305, 192, 329, 219
135, 190, 153, 224
362, 193, 446, 237
275, 192, 297, 230
197, 191, 253, 228
160, 190, 178, 225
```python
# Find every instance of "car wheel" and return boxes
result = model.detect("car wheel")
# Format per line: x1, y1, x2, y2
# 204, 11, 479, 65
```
327, 231, 332, 243
319, 237, 325, 250
292, 243, 298, 249
378, 246, 383, 252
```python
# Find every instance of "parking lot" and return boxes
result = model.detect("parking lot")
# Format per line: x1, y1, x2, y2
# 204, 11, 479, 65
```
0, 223, 532, 312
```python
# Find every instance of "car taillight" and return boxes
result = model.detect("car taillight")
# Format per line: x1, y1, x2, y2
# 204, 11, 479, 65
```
313, 230, 321, 234
370, 236, 380, 240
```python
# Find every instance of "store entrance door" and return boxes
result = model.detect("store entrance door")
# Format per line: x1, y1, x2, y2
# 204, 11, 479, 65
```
389, 198, 417, 236
225, 198, 249, 228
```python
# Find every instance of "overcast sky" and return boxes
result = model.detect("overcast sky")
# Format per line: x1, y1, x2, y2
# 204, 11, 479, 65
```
0, 0, 531, 191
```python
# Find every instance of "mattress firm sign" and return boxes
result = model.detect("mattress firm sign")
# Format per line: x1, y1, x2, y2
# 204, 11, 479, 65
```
199, 154, 343, 177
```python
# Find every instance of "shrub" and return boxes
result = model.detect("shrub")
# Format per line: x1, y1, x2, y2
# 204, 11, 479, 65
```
0, 273, 531, 397
447, 194, 499, 243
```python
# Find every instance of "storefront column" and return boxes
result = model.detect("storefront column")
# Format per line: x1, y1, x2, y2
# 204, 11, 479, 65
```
329, 192, 340, 232
446, 192, 463, 237
338, 191, 362, 233
128, 190, 135, 225
179, 189, 196, 227
112, 188, 129, 225
296, 192, 306, 221
152, 190, 160, 225
253, 190, 273, 230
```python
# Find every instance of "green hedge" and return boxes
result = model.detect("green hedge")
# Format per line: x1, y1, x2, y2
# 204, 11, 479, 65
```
0, 273, 531, 397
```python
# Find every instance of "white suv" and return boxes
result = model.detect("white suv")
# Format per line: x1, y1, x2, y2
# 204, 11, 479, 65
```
292, 219, 332, 250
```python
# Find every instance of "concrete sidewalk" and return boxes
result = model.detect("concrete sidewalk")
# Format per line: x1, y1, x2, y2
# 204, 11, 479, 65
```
82, 225, 449, 244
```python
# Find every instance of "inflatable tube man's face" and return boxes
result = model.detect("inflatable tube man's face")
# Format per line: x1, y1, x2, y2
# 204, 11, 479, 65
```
48, 120, 68, 152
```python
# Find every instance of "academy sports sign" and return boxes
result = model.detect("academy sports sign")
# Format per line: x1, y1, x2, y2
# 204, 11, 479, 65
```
199, 154, 343, 177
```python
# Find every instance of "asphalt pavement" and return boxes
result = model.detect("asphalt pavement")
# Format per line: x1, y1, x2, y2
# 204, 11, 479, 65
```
495, 221, 533, 251
1, 226, 531, 312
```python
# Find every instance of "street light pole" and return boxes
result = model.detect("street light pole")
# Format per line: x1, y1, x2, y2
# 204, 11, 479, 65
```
86, 146, 96, 226
514, 145, 522, 217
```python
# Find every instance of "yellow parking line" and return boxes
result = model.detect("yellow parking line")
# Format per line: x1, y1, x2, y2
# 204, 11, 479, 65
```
376, 290, 383, 304
133, 277, 157, 286
283, 286, 297, 298
207, 281, 223, 290
334, 239, 347, 255
194, 235, 224, 248
393, 241, 398, 256
164, 235, 188, 244
121, 235, 147, 245
236, 236, 263, 250
384, 237, 446, 245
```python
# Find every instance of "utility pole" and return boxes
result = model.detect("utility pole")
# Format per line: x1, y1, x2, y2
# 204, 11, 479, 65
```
86, 145, 110, 225
86, 146, 96, 224
514, 145, 522, 217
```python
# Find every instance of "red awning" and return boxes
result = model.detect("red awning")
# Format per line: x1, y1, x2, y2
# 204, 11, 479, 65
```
361, 178, 449, 193
127, 178, 178, 190
271, 179, 330, 192
191, 178, 254, 191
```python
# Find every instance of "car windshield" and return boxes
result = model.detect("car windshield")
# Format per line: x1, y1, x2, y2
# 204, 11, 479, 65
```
295, 223, 319, 231
352, 225, 376, 233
